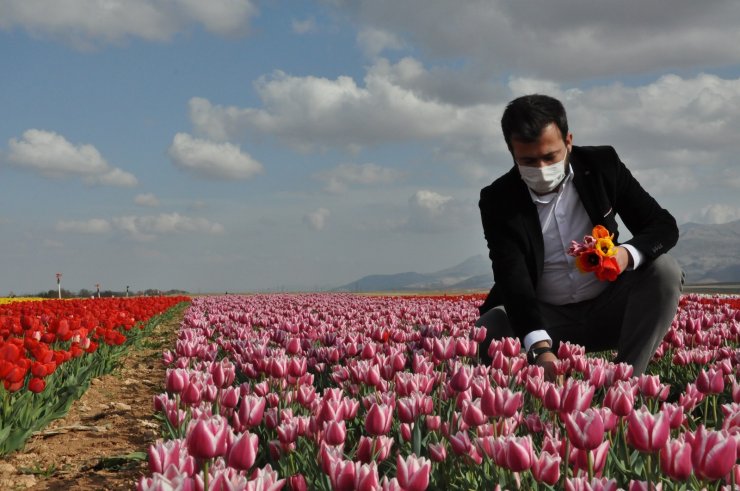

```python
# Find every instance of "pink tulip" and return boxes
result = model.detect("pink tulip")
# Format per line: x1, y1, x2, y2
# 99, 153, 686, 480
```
502, 435, 534, 472
636, 374, 669, 400
396, 454, 431, 491
185, 415, 230, 459
227, 431, 259, 471
365, 403, 393, 436
428, 442, 447, 462
246, 464, 286, 491
560, 378, 595, 413
328, 459, 356, 491
147, 439, 196, 476
220, 387, 240, 409
180, 379, 202, 406
696, 368, 725, 395
323, 420, 346, 446
354, 462, 380, 491
532, 450, 561, 485
688, 425, 737, 481
287, 473, 307, 491
659, 437, 693, 481
603, 380, 636, 417
542, 382, 562, 411
626, 406, 670, 453
449, 364, 473, 392
569, 440, 611, 478
320, 441, 344, 474
448, 430, 473, 456
238, 394, 267, 429
660, 402, 685, 430
563, 408, 605, 450
210, 359, 235, 388
565, 476, 619, 491
165, 368, 189, 394
461, 399, 487, 427
355, 435, 393, 463
277, 422, 299, 445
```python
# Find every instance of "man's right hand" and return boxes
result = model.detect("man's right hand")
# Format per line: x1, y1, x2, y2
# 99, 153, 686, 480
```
535, 350, 561, 383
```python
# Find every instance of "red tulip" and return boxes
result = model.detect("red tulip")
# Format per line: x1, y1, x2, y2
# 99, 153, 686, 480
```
396, 454, 431, 491
287, 473, 307, 491
563, 408, 605, 450
28, 377, 45, 393
626, 406, 670, 453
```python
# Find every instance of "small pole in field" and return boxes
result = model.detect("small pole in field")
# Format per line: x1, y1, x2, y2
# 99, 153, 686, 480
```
95, 283, 100, 298
56, 273, 62, 299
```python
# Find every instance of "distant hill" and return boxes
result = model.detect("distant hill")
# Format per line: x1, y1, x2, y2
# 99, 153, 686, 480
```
333, 255, 492, 292
672, 219, 740, 284
334, 220, 740, 292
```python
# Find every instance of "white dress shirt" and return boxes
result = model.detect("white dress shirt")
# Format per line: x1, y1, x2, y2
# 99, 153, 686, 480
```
523, 164, 643, 352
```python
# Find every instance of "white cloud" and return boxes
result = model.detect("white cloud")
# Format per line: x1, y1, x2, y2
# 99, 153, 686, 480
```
111, 213, 224, 241
404, 190, 475, 233
56, 213, 223, 241
696, 205, 740, 225
315, 162, 404, 193
0, 0, 257, 48
6, 129, 138, 187
168, 133, 263, 180
357, 27, 405, 58
188, 58, 500, 151
410, 190, 453, 215
56, 218, 112, 234
292, 17, 317, 34
134, 193, 160, 207
331, 1, 740, 81
303, 208, 330, 231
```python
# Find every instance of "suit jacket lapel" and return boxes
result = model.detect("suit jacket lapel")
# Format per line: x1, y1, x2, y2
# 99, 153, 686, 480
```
508, 166, 545, 276
570, 152, 603, 227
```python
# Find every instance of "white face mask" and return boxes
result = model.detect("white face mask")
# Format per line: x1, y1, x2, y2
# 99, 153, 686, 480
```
517, 151, 567, 194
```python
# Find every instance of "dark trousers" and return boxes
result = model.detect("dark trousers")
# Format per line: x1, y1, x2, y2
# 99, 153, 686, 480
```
476, 254, 684, 375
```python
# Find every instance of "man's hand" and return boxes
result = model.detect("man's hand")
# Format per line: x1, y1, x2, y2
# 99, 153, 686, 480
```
615, 246, 632, 275
530, 340, 561, 383
536, 350, 561, 383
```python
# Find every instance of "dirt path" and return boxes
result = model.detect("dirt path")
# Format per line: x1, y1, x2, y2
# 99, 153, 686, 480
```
0, 305, 185, 490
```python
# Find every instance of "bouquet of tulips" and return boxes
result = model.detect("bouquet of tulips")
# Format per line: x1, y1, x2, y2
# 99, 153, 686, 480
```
568, 224, 620, 281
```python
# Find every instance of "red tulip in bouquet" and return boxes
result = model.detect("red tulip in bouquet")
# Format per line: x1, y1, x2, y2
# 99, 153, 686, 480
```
567, 225, 620, 281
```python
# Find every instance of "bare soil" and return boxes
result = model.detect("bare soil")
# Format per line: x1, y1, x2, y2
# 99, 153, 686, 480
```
0, 307, 184, 490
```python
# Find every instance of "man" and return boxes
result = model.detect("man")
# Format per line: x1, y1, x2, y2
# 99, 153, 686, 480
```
477, 94, 683, 378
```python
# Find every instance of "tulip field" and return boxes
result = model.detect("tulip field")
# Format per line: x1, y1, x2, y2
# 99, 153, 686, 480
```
0, 295, 189, 456
133, 292, 740, 491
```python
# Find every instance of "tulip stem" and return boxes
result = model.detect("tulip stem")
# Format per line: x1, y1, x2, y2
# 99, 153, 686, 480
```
203, 459, 210, 491
587, 450, 594, 481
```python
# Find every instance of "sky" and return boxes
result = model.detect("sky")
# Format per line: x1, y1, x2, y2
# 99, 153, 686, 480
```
1, 0, 740, 294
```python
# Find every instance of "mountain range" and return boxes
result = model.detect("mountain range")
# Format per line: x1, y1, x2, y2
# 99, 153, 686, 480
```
333, 220, 740, 292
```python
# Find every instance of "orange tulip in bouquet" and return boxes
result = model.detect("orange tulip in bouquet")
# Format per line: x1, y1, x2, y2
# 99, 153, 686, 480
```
567, 225, 620, 281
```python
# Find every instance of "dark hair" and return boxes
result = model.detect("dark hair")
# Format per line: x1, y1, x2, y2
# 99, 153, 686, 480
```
500, 94, 569, 151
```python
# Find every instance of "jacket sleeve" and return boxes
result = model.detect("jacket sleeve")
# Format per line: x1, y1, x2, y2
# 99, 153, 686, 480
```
606, 148, 679, 259
479, 183, 544, 340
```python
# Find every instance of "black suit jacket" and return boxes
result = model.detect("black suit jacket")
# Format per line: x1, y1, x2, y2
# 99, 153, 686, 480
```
478, 145, 678, 340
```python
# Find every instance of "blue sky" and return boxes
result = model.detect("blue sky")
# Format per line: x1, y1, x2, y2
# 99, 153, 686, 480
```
1, 1, 739, 294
